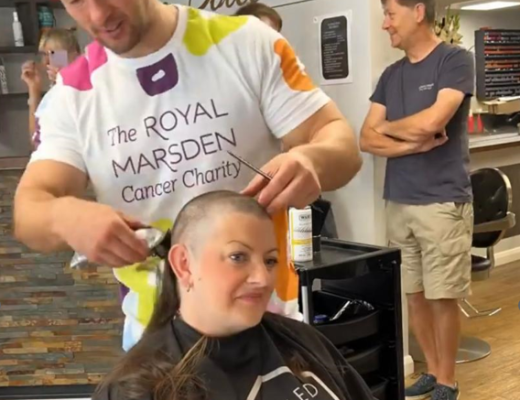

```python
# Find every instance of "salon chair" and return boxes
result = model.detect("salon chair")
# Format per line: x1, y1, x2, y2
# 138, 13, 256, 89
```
457, 167, 515, 363
410, 167, 515, 364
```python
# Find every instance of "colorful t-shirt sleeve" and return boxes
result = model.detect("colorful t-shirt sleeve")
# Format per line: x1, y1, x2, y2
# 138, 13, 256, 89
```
29, 82, 87, 173
250, 20, 330, 139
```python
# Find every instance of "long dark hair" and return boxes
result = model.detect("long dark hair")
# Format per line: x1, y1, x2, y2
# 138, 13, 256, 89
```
94, 192, 310, 400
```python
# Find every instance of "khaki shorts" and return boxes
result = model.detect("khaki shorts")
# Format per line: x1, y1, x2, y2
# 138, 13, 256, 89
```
386, 201, 473, 300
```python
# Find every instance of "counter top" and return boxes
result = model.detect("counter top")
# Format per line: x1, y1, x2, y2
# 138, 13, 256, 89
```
469, 132, 520, 153
0, 156, 30, 171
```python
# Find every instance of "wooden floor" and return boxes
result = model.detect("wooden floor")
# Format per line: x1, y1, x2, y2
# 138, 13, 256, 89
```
408, 261, 520, 400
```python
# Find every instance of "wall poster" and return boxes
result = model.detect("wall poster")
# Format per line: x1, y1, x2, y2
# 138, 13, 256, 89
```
316, 11, 353, 86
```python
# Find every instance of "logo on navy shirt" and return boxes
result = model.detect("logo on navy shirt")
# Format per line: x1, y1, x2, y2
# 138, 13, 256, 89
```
419, 83, 434, 91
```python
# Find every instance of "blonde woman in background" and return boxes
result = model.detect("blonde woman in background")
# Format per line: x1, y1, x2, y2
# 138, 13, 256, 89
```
21, 28, 81, 149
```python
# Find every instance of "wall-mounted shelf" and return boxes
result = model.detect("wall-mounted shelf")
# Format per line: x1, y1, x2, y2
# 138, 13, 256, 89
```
0, 92, 29, 99
0, 0, 23, 7
476, 29, 520, 100
44, 0, 64, 9
0, 46, 37, 55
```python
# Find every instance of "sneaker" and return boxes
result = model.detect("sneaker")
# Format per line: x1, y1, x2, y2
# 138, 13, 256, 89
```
405, 373, 437, 400
431, 383, 460, 400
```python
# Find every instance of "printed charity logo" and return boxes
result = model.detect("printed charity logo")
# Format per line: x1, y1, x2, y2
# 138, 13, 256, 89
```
247, 367, 340, 400
136, 54, 179, 96
105, 98, 244, 204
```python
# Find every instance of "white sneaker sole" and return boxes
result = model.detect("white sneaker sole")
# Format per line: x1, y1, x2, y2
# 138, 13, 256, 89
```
405, 392, 434, 400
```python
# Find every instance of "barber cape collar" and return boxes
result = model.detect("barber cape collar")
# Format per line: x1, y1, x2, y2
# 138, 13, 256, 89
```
101, 315, 359, 400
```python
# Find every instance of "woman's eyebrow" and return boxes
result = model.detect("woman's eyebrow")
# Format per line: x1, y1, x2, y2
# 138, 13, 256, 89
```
227, 240, 252, 250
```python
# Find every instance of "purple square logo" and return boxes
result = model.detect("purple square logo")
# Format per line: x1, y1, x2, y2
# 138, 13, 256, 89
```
136, 54, 179, 97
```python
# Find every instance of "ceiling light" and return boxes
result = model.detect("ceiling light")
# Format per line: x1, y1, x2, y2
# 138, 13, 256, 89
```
459, 1, 520, 10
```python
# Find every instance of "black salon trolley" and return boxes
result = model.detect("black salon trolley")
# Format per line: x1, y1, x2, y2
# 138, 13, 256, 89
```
295, 239, 404, 400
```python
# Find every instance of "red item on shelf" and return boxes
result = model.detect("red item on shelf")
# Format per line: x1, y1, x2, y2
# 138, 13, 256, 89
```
467, 112, 475, 134
477, 114, 484, 133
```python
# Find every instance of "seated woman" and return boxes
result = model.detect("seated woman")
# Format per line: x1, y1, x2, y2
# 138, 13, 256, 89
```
93, 191, 374, 400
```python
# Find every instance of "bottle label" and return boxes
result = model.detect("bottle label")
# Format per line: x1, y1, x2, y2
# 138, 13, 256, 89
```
289, 207, 313, 262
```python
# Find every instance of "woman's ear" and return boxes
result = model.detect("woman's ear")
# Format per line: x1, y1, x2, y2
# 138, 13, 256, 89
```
168, 244, 192, 291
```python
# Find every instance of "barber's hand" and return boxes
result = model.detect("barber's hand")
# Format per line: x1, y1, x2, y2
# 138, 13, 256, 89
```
47, 65, 61, 84
54, 198, 150, 268
241, 152, 321, 214
21, 61, 42, 91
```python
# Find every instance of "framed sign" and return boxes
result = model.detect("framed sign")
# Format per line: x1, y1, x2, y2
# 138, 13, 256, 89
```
316, 11, 353, 86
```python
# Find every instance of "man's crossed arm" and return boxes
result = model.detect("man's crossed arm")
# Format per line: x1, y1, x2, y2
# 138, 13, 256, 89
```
360, 88, 466, 158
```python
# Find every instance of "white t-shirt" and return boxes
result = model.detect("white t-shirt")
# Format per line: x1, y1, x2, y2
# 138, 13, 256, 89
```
31, 5, 330, 350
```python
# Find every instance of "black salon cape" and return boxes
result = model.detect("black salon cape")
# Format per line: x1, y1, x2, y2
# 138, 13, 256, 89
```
94, 313, 375, 400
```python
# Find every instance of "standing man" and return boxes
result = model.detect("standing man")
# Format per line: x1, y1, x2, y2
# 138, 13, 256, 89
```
361, 1, 474, 400
13, 0, 361, 351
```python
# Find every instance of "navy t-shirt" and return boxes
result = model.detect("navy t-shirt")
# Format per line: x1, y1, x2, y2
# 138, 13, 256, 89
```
371, 43, 474, 205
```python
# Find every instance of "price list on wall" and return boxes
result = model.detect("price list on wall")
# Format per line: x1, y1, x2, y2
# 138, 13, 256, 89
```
476, 29, 520, 100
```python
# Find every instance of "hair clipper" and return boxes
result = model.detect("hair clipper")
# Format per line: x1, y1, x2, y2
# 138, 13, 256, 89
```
69, 227, 172, 269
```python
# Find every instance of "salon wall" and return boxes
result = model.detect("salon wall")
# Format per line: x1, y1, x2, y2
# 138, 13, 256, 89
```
458, 9, 520, 50
276, 0, 378, 245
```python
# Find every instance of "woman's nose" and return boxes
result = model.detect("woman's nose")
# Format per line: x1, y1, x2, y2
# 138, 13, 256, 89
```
248, 261, 270, 286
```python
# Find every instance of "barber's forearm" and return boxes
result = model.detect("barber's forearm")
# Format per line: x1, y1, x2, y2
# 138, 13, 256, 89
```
14, 190, 73, 253
289, 120, 362, 191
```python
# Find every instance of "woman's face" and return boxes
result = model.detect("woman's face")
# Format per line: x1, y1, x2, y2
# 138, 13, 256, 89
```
176, 212, 279, 335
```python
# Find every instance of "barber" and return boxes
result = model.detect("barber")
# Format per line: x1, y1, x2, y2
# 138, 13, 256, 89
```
360, 1, 474, 400
13, 0, 361, 348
